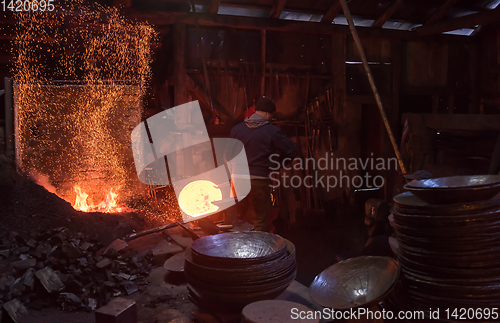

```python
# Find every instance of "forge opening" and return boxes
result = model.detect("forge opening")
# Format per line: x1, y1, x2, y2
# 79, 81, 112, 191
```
15, 81, 143, 212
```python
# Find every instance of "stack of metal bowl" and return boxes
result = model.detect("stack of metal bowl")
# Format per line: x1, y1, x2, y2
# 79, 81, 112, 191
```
393, 175, 500, 310
185, 231, 296, 310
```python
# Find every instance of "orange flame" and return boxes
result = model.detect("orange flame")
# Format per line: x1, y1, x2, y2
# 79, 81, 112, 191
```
73, 185, 123, 213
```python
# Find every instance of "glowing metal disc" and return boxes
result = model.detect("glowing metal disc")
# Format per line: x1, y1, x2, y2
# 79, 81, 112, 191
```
178, 180, 222, 217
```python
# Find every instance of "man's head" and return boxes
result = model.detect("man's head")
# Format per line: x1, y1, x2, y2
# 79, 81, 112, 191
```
254, 97, 276, 120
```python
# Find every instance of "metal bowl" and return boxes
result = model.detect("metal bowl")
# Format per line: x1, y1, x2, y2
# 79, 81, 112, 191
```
404, 183, 500, 205
190, 231, 288, 266
309, 256, 399, 310
406, 175, 500, 189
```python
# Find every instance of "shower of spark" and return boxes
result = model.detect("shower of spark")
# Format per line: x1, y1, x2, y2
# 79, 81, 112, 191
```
13, 2, 156, 212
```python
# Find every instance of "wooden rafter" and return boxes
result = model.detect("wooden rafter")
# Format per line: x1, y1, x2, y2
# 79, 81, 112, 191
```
208, 0, 221, 14
269, 0, 288, 19
321, 0, 342, 23
426, 0, 458, 25
415, 7, 500, 36
372, 0, 404, 28
125, 10, 474, 41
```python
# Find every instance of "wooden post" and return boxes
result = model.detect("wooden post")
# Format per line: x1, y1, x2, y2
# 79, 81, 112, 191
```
468, 44, 479, 114
331, 33, 346, 118
261, 30, 266, 97
391, 40, 402, 129
173, 23, 188, 106
173, 23, 193, 176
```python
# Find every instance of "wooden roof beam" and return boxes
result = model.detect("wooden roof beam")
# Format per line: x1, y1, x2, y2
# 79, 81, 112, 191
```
321, 0, 342, 23
372, 0, 405, 28
426, 0, 458, 24
208, 0, 221, 14
415, 7, 500, 36
269, 0, 288, 18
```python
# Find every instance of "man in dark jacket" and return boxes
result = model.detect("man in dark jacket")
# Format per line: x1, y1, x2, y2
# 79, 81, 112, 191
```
227, 97, 296, 232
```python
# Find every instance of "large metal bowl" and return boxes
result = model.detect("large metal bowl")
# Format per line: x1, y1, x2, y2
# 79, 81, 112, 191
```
403, 175, 500, 205
406, 175, 500, 189
309, 256, 399, 310
190, 231, 287, 265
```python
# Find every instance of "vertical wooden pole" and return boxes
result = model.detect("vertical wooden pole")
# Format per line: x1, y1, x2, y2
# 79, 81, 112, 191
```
331, 33, 346, 118
173, 23, 188, 107
261, 30, 266, 97
391, 40, 401, 129
339, 0, 407, 174
173, 23, 192, 176
468, 44, 479, 114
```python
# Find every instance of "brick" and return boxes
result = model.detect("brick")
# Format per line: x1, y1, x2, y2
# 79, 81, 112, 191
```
95, 297, 137, 323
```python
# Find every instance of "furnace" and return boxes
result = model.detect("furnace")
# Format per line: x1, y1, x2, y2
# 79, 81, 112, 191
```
14, 80, 143, 211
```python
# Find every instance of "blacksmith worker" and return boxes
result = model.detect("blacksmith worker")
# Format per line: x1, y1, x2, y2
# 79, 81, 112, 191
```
225, 96, 296, 232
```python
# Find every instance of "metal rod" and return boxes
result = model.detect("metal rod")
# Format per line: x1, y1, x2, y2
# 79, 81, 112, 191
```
124, 221, 180, 241
339, 0, 407, 174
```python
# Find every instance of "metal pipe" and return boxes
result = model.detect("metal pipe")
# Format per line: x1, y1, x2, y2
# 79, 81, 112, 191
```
4, 77, 14, 158
339, 0, 407, 174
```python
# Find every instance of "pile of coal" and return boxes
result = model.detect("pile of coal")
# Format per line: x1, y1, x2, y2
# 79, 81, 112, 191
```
0, 228, 153, 316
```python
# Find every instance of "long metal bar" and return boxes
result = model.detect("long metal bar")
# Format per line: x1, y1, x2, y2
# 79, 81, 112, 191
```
339, 0, 407, 174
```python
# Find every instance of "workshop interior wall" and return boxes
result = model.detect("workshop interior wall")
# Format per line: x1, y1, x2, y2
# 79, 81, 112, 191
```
145, 25, 500, 206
